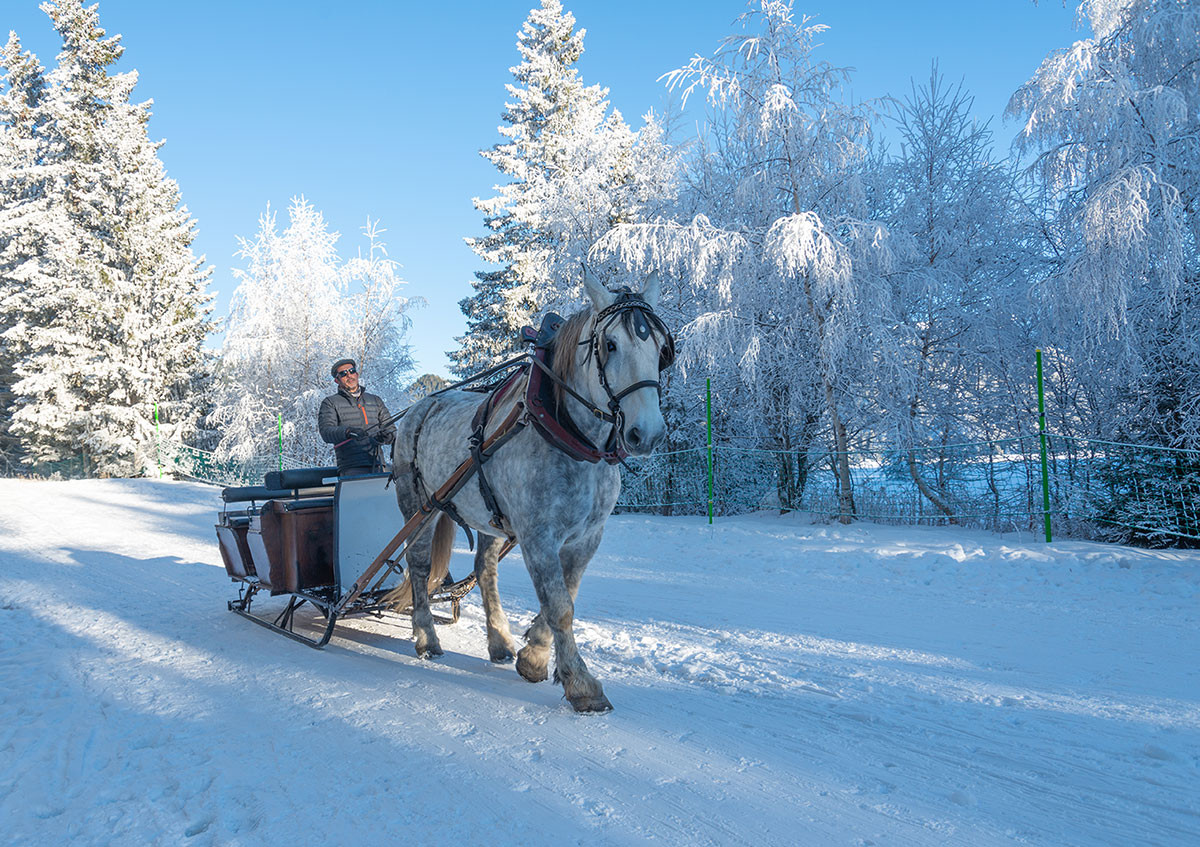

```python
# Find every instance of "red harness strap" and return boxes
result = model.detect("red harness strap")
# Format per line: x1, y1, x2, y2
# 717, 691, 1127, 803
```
523, 344, 627, 465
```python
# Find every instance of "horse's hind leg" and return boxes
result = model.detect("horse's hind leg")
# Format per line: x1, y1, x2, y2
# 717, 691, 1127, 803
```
404, 517, 445, 658
516, 611, 551, 683
391, 461, 444, 659
475, 535, 518, 663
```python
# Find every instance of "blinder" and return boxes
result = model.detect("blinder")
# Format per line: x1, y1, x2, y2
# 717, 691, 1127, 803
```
593, 290, 676, 374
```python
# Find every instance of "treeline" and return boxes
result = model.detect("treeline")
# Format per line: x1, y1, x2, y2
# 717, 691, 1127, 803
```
455, 0, 1199, 523
2, 0, 1196, 525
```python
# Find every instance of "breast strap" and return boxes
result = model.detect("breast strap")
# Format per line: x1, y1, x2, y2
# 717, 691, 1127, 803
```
523, 344, 628, 465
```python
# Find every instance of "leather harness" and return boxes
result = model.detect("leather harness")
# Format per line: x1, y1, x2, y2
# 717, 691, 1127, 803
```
409, 293, 675, 545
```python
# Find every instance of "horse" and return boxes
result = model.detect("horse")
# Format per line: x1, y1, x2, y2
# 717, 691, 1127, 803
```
385, 271, 674, 712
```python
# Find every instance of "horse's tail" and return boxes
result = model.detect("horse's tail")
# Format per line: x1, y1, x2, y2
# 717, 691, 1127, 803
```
383, 513, 455, 611
429, 511, 455, 587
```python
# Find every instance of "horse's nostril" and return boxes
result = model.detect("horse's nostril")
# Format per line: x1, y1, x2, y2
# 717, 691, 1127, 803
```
627, 427, 642, 447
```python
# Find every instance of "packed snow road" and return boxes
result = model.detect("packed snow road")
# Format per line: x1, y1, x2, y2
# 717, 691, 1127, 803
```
0, 478, 1197, 845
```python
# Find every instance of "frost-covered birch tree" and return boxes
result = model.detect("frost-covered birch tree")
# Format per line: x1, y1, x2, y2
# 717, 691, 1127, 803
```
1, 0, 213, 475
1009, 0, 1200, 448
873, 67, 1035, 515
452, 0, 676, 377
211, 198, 413, 465
600, 0, 893, 519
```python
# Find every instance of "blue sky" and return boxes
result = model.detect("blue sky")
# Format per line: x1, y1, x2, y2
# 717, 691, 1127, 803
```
5, 1, 1085, 378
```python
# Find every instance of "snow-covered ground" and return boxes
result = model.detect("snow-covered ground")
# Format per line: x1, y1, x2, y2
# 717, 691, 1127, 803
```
0, 478, 1196, 846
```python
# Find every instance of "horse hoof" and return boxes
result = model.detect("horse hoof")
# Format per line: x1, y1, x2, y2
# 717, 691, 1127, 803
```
415, 644, 443, 660
569, 693, 613, 713
516, 653, 548, 683
489, 646, 515, 664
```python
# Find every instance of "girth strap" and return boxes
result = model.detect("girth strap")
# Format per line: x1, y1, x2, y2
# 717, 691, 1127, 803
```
470, 374, 527, 539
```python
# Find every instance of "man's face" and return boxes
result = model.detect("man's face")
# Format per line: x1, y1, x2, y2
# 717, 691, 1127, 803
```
335, 364, 359, 391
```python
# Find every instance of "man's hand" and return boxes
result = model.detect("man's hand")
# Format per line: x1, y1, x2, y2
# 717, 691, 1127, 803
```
345, 427, 367, 440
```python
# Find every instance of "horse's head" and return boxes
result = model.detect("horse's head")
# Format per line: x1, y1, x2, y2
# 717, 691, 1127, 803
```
570, 269, 675, 457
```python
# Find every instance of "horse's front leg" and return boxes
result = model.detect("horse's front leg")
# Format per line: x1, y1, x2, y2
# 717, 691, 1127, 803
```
516, 534, 610, 713
518, 529, 601, 675
475, 534, 517, 662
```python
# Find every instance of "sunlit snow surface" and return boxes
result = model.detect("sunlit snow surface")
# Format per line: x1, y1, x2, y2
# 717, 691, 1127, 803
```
1, 479, 1197, 846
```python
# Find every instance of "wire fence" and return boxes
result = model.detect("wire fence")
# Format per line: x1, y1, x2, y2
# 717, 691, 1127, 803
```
155, 441, 310, 488
617, 434, 1200, 546
6, 430, 1198, 547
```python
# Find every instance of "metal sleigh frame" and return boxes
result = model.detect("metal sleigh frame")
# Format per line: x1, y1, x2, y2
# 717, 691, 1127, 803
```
215, 403, 522, 650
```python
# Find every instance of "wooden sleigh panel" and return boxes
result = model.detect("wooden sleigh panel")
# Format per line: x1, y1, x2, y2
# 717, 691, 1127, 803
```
216, 516, 255, 579
250, 499, 336, 595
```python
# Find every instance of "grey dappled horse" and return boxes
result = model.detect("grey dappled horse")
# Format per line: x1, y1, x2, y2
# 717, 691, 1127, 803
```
388, 273, 671, 712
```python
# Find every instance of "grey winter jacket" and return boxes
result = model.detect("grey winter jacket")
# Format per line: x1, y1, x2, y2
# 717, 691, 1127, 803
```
318, 387, 396, 473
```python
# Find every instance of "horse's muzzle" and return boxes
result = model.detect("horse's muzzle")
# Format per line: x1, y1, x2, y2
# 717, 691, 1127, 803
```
623, 425, 664, 456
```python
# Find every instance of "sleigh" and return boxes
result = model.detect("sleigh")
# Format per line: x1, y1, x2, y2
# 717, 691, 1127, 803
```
215, 467, 479, 648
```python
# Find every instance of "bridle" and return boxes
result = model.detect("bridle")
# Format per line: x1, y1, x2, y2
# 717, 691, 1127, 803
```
542, 290, 676, 455
592, 293, 675, 398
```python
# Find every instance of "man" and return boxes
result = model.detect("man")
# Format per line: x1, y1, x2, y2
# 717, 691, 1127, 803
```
318, 358, 396, 477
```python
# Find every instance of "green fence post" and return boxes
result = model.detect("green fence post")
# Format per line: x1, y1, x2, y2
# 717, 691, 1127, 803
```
278, 413, 284, 473
706, 378, 714, 525
1036, 349, 1052, 542
154, 402, 161, 478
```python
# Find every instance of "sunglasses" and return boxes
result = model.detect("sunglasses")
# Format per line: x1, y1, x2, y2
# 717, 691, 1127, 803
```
335, 367, 357, 378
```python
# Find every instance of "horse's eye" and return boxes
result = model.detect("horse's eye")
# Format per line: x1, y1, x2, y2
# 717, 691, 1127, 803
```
606, 340, 617, 354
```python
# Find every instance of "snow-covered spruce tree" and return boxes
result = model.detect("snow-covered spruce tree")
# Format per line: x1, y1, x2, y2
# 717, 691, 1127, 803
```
452, 0, 676, 377
0, 33, 62, 468
600, 1, 893, 520
2, 0, 213, 476
211, 198, 413, 466
872, 66, 1036, 517
1009, 0, 1200, 448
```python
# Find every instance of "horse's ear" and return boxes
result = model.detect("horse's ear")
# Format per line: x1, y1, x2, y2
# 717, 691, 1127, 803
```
583, 264, 616, 311
642, 271, 661, 309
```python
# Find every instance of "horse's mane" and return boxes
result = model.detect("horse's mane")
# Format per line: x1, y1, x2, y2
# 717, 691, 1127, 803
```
546, 309, 593, 412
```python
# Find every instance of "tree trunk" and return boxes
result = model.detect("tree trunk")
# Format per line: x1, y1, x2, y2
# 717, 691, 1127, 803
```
906, 451, 955, 520
825, 379, 855, 523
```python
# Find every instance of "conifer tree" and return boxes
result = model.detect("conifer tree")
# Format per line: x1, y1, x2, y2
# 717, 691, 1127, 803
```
1, 0, 214, 475
0, 33, 63, 466
452, 0, 675, 377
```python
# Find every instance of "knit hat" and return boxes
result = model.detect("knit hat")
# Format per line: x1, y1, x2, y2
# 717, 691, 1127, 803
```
331, 358, 356, 378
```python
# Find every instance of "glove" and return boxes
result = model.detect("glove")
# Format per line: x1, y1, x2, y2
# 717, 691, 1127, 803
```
373, 430, 394, 445
345, 427, 366, 440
